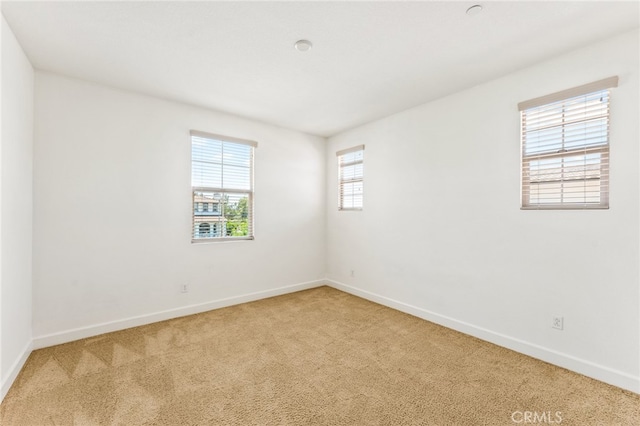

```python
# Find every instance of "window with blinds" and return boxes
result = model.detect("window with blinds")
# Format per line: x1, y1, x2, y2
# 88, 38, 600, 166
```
519, 77, 617, 209
337, 145, 364, 210
190, 130, 256, 241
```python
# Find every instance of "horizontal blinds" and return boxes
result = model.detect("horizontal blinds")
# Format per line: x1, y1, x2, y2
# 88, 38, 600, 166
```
191, 132, 254, 240
521, 87, 611, 209
338, 147, 364, 210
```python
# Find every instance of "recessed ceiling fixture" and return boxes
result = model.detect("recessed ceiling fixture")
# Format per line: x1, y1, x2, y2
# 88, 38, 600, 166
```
294, 39, 313, 52
466, 4, 483, 16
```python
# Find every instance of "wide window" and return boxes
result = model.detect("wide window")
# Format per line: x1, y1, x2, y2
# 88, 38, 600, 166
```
337, 145, 364, 210
191, 130, 256, 241
519, 77, 617, 209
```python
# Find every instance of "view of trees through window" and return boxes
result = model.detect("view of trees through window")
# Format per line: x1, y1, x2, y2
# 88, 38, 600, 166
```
220, 193, 250, 237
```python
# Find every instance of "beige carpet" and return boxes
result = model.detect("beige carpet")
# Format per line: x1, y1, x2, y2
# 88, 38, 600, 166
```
1, 286, 638, 425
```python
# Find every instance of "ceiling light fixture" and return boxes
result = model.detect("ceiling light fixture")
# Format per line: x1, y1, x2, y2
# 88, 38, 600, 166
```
294, 39, 313, 52
466, 4, 483, 16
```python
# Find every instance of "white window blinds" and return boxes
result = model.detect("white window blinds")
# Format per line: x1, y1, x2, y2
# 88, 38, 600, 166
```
191, 130, 256, 241
337, 145, 364, 210
519, 77, 617, 210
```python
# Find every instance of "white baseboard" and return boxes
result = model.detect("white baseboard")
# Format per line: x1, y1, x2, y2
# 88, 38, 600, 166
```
33, 279, 326, 350
1, 340, 33, 402
327, 279, 639, 394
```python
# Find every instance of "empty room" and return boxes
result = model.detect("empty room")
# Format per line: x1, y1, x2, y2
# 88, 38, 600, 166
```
1, 1, 639, 424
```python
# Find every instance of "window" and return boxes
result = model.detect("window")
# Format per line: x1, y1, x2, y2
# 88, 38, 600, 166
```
191, 130, 256, 241
519, 77, 617, 209
195, 222, 219, 238
199, 223, 211, 236
337, 145, 364, 210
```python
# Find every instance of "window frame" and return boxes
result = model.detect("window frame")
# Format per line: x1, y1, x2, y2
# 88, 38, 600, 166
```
519, 77, 617, 210
190, 130, 257, 242
337, 145, 365, 211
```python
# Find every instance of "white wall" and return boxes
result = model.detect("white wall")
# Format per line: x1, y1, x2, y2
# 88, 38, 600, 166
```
326, 29, 640, 392
0, 15, 34, 400
33, 72, 326, 343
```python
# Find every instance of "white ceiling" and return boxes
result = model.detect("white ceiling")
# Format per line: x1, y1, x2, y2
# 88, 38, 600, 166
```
2, 1, 639, 137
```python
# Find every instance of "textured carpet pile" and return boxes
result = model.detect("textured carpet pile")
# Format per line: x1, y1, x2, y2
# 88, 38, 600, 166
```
1, 286, 638, 425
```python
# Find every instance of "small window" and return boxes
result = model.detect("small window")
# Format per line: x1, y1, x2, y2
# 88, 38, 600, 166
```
337, 145, 364, 210
191, 130, 257, 241
199, 223, 211, 236
519, 77, 617, 209
195, 222, 220, 238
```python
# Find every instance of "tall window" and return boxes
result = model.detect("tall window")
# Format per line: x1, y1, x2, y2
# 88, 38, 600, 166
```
337, 145, 364, 210
519, 77, 617, 209
191, 130, 256, 241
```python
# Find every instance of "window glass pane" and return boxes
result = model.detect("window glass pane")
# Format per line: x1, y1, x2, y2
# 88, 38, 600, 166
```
341, 163, 363, 180
222, 164, 251, 190
563, 119, 607, 150
223, 192, 251, 237
192, 190, 251, 239
192, 136, 223, 188
341, 181, 363, 209
223, 142, 252, 167
341, 150, 363, 164
528, 182, 563, 205
524, 126, 563, 155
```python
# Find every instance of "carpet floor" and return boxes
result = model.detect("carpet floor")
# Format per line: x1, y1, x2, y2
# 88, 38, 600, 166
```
1, 286, 638, 425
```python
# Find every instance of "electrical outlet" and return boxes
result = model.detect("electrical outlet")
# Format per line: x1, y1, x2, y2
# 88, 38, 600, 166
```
181, 283, 189, 293
552, 316, 563, 330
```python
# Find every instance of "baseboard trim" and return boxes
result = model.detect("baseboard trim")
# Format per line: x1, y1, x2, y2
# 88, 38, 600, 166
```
1, 340, 33, 402
33, 279, 326, 350
327, 279, 639, 394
